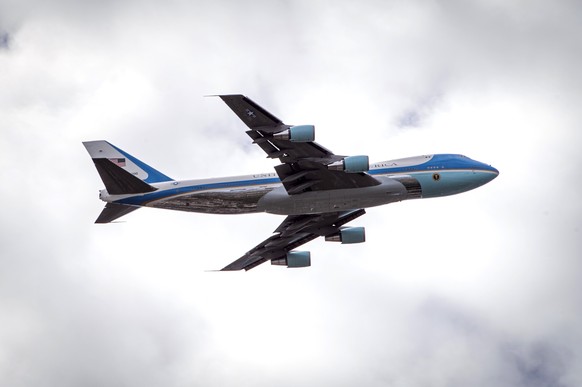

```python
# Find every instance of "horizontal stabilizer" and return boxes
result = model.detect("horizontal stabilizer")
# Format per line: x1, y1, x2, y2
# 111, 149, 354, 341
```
95, 203, 139, 223
92, 158, 157, 195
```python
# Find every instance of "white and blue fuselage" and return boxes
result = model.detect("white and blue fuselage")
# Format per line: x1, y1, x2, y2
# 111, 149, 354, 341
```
84, 94, 500, 270
102, 154, 498, 216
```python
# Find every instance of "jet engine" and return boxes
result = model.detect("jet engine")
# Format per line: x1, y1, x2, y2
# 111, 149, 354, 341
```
271, 251, 311, 268
273, 125, 315, 142
327, 155, 369, 173
325, 227, 366, 244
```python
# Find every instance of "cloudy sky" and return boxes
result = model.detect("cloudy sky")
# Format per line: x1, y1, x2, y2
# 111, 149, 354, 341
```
1, 0, 581, 386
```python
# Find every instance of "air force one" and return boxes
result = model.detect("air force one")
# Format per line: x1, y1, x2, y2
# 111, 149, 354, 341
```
84, 94, 499, 271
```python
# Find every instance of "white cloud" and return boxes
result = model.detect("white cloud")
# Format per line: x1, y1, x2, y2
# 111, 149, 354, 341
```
1, 0, 581, 386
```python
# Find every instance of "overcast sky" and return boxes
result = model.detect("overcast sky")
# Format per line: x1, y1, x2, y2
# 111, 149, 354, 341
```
1, 0, 581, 386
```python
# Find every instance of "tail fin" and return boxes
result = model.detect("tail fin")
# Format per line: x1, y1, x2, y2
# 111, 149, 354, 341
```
90, 158, 158, 195
84, 141, 174, 223
83, 140, 173, 185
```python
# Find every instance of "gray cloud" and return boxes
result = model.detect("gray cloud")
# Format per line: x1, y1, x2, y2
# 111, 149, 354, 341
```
0, 31, 8, 49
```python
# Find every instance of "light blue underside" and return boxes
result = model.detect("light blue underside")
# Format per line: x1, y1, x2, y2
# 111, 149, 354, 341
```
412, 170, 497, 198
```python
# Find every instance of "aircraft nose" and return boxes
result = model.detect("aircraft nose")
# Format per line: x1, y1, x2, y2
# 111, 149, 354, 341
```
490, 165, 499, 178
467, 160, 499, 188
473, 159, 498, 175
488, 165, 499, 177
478, 164, 499, 185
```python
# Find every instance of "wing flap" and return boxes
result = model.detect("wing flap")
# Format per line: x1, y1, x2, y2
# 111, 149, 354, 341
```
274, 163, 380, 194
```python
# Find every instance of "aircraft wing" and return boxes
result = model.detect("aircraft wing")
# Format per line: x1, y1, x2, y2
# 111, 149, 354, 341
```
220, 209, 366, 271
219, 95, 380, 194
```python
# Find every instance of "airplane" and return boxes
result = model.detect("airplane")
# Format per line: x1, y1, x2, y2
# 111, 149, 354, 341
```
83, 94, 499, 271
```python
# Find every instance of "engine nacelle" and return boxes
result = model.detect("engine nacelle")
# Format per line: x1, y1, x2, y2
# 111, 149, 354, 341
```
271, 251, 311, 268
325, 227, 366, 244
327, 155, 369, 173
273, 125, 315, 142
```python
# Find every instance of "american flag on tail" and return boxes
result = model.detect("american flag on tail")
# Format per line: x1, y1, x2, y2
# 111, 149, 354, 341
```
108, 158, 126, 167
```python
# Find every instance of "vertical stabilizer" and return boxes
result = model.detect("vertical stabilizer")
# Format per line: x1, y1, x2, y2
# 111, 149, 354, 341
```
83, 141, 173, 184
84, 141, 174, 222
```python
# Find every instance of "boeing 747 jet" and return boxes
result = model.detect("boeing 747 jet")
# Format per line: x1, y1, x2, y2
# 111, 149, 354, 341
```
84, 95, 498, 270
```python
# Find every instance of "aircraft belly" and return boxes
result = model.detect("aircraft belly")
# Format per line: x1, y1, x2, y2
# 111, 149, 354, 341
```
148, 187, 274, 214
258, 177, 409, 215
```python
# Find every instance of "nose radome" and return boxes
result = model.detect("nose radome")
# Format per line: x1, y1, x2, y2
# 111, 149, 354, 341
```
486, 170, 498, 183
490, 166, 499, 182
475, 160, 499, 177
470, 161, 499, 187
480, 166, 499, 185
